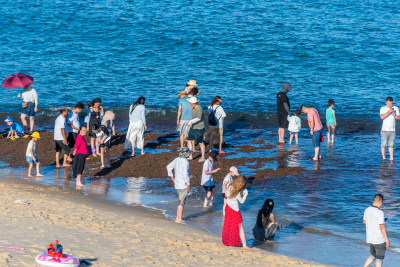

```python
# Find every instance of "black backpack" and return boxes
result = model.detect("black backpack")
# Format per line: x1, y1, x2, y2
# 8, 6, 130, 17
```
208, 106, 220, 126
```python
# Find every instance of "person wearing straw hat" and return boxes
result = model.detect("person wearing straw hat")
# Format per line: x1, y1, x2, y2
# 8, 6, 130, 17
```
25, 131, 43, 177
186, 96, 206, 162
177, 80, 198, 98
167, 147, 193, 223
4, 116, 23, 140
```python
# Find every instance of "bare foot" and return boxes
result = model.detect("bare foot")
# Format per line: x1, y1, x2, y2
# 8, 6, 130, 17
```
141, 151, 145, 155
28, 175, 32, 177
242, 246, 251, 250
56, 165, 61, 168
66, 157, 73, 162
36, 174, 44, 177
96, 152, 101, 156
62, 164, 72, 167
175, 219, 186, 223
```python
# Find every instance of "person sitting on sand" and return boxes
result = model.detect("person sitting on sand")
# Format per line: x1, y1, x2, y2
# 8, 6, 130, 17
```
125, 97, 147, 157
207, 96, 226, 154
201, 151, 221, 207
177, 91, 192, 151
222, 166, 239, 216
187, 97, 206, 162
66, 102, 85, 162
222, 175, 250, 249
4, 116, 23, 140
54, 107, 71, 168
167, 147, 193, 223
102, 110, 116, 136
26, 131, 43, 177
92, 124, 111, 169
301, 104, 323, 161
252, 199, 281, 241
72, 126, 88, 188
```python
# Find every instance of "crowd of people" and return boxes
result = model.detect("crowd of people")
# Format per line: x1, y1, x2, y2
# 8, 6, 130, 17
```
1, 81, 392, 264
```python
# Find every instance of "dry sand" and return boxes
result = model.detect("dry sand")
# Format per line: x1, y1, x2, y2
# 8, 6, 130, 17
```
0, 178, 326, 267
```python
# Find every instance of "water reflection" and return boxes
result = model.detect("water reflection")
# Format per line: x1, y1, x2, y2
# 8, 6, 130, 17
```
123, 177, 146, 205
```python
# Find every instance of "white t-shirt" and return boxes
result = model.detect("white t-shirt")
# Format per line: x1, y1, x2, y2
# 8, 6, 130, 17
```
26, 140, 36, 157
287, 115, 301, 133
380, 106, 399, 132
222, 173, 233, 191
201, 159, 214, 186
54, 115, 66, 141
363, 206, 386, 244
208, 105, 226, 129
67, 111, 80, 133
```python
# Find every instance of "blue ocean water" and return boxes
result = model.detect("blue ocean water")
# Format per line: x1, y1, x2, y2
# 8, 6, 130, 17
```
2, 0, 400, 265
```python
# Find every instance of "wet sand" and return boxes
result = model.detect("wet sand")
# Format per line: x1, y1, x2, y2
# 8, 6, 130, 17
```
0, 131, 303, 185
0, 178, 325, 266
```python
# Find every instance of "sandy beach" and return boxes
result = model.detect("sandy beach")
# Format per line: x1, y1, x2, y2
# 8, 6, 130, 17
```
0, 178, 326, 266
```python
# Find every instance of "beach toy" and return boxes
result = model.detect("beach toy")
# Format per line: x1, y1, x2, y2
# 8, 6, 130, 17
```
35, 240, 79, 267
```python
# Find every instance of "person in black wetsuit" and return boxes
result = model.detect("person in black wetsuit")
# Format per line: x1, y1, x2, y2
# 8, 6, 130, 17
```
277, 83, 293, 143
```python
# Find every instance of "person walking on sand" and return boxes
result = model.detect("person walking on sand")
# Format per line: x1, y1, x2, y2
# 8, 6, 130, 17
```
207, 96, 227, 153
222, 175, 250, 249
301, 105, 323, 161
26, 131, 44, 177
18, 84, 38, 133
54, 107, 71, 168
253, 199, 281, 241
287, 110, 301, 145
72, 126, 88, 188
379, 97, 400, 161
187, 97, 206, 162
222, 166, 239, 216
86, 98, 104, 156
201, 151, 221, 207
363, 194, 390, 267
125, 97, 147, 156
326, 100, 337, 143
177, 91, 192, 151
277, 83, 292, 143
66, 102, 85, 161
167, 147, 193, 223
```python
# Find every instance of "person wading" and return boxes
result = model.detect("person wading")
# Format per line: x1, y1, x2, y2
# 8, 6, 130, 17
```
277, 83, 293, 143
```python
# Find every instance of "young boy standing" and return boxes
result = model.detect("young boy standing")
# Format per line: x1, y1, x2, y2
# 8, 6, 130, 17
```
54, 107, 71, 168
287, 110, 302, 145
326, 100, 337, 143
92, 124, 111, 169
201, 151, 220, 207
67, 102, 85, 157
26, 132, 44, 177
363, 194, 390, 267
5, 117, 23, 139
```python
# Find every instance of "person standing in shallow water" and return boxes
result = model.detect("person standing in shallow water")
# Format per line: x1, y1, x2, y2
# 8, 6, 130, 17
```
277, 83, 293, 143
301, 104, 323, 161
125, 97, 147, 156
379, 97, 400, 161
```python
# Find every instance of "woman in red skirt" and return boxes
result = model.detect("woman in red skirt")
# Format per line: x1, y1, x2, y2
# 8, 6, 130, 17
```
222, 176, 250, 249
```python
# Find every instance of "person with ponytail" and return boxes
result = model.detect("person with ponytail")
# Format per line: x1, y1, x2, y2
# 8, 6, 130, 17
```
207, 96, 226, 153
125, 97, 147, 156
252, 199, 281, 241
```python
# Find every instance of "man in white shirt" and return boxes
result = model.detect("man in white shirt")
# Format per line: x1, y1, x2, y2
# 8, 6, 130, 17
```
380, 97, 400, 161
363, 194, 389, 267
66, 102, 84, 162
167, 147, 193, 223
54, 107, 71, 168
201, 151, 220, 207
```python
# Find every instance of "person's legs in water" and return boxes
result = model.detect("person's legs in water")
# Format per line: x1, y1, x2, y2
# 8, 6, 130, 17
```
331, 126, 335, 143
36, 162, 43, 177
295, 133, 299, 145
278, 128, 285, 143
327, 126, 331, 142
209, 188, 215, 206
239, 223, 251, 249
56, 152, 61, 168
289, 133, 294, 145
314, 147, 320, 161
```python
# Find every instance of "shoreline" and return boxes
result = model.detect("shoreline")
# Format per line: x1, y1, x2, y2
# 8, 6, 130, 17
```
0, 177, 325, 266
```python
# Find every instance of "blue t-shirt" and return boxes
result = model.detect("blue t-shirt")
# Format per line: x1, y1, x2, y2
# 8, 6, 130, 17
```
10, 122, 23, 134
179, 97, 192, 121
326, 109, 335, 124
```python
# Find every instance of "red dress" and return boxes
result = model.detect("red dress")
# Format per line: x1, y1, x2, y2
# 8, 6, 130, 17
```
222, 204, 243, 246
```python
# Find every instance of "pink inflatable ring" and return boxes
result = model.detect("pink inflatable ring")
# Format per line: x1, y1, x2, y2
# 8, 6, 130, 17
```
35, 252, 80, 267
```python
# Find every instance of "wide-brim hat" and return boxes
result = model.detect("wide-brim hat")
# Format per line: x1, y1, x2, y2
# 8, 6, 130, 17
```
209, 151, 218, 161
187, 97, 199, 104
229, 166, 239, 176
179, 147, 194, 158
187, 80, 198, 86
31, 131, 40, 139
4, 116, 13, 122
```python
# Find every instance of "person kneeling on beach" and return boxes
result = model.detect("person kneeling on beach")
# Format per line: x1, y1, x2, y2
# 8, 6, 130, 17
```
92, 124, 111, 169
201, 151, 221, 207
4, 116, 23, 140
54, 107, 71, 168
167, 147, 193, 223
72, 126, 88, 188
26, 131, 44, 177
252, 199, 281, 242
363, 194, 390, 267
222, 176, 250, 249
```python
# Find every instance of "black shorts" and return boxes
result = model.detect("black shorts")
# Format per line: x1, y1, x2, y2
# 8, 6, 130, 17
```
55, 140, 70, 155
203, 185, 215, 192
99, 140, 111, 148
67, 132, 78, 149
187, 128, 205, 144
72, 153, 86, 177
370, 242, 386, 261
278, 113, 289, 128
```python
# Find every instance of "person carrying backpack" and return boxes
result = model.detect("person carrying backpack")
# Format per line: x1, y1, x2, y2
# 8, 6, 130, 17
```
207, 96, 226, 153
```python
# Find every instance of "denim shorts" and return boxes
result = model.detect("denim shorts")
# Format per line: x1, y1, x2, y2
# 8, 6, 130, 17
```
369, 242, 386, 262
22, 102, 36, 117
312, 130, 322, 148
381, 131, 396, 147
26, 156, 39, 164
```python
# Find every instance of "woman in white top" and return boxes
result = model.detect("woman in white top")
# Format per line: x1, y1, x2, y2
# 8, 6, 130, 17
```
207, 96, 226, 153
222, 176, 250, 249
125, 97, 147, 157
18, 84, 38, 133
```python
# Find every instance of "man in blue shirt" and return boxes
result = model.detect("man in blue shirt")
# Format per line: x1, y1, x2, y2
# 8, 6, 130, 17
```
177, 92, 193, 150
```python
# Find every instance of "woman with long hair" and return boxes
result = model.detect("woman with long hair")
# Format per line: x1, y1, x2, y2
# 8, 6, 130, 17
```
125, 97, 147, 156
207, 96, 226, 153
86, 98, 104, 157
252, 199, 281, 241
222, 175, 250, 249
